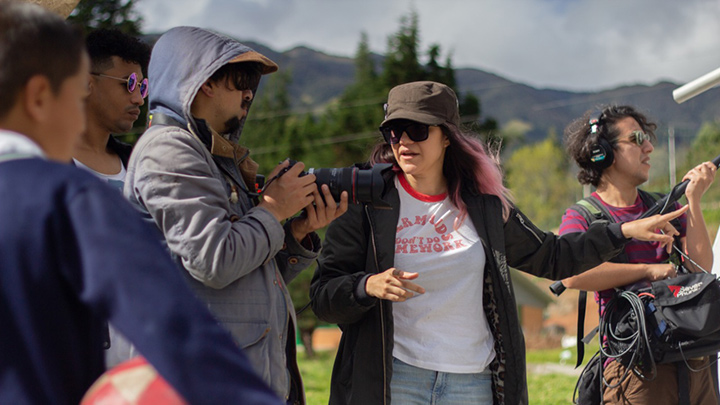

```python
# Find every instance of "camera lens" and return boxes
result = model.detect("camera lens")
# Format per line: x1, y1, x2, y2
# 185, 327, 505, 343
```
307, 163, 392, 208
309, 167, 356, 202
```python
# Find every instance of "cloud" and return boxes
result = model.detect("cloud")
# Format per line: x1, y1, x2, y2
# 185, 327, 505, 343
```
137, 0, 720, 91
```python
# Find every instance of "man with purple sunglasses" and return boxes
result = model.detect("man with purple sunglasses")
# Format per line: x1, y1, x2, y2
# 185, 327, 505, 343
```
71, 28, 151, 368
73, 28, 150, 192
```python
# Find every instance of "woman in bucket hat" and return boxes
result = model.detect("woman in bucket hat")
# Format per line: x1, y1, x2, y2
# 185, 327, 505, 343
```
310, 81, 687, 404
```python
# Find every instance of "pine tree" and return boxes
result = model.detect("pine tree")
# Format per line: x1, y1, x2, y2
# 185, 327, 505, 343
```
67, 0, 143, 35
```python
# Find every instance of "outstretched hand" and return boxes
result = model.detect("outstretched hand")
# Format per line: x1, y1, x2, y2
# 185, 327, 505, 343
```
366, 268, 425, 302
620, 205, 689, 253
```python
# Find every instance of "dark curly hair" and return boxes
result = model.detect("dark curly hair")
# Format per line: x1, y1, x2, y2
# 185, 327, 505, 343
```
564, 105, 657, 187
86, 28, 151, 73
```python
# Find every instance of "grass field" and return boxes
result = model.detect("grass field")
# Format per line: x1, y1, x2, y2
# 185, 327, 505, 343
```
297, 345, 595, 404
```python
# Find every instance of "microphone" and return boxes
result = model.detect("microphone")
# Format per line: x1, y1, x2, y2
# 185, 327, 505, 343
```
673, 66, 720, 104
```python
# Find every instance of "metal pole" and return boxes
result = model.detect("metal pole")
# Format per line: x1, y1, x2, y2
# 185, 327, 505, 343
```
669, 125, 676, 188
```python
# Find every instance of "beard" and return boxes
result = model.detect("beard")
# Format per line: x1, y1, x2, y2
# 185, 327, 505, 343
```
223, 116, 241, 135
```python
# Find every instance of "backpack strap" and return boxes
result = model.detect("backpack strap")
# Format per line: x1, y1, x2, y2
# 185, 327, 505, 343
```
570, 190, 682, 367
569, 195, 628, 367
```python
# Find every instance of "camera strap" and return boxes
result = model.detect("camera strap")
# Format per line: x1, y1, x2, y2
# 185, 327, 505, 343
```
148, 112, 184, 129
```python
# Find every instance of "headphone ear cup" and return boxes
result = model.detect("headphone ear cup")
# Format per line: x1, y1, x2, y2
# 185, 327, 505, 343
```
589, 138, 614, 169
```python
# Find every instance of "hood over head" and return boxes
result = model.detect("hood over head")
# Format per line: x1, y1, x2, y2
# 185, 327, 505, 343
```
148, 26, 278, 143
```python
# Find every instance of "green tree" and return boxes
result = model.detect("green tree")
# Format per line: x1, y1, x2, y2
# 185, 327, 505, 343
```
505, 132, 576, 230
243, 70, 293, 171
679, 121, 720, 216
317, 32, 386, 167
67, 0, 143, 35
383, 11, 424, 87
684, 121, 720, 172
425, 45, 455, 87
354, 32, 378, 86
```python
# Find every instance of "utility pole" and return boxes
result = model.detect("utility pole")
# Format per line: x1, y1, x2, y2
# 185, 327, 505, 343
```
668, 126, 676, 188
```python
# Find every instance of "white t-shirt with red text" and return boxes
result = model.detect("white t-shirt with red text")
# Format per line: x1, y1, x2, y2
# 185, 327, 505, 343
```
392, 174, 495, 373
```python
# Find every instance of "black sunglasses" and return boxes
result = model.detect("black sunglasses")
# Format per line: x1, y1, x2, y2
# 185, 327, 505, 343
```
91, 72, 149, 99
379, 120, 430, 145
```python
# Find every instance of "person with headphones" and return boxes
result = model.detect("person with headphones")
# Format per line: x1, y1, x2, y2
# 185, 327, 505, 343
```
557, 105, 718, 404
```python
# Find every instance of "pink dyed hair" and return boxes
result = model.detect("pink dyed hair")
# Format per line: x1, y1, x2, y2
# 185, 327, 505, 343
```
370, 122, 513, 225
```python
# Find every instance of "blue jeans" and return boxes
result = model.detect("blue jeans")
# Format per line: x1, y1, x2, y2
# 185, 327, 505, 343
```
390, 357, 493, 404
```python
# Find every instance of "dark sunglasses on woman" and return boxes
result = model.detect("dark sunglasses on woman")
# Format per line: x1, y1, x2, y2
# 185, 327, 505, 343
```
379, 120, 430, 145
91, 72, 149, 99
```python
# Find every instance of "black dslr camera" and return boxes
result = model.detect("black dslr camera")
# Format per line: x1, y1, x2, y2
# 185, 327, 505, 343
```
280, 160, 393, 209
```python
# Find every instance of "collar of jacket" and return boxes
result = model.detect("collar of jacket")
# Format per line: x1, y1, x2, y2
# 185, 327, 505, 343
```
193, 116, 259, 189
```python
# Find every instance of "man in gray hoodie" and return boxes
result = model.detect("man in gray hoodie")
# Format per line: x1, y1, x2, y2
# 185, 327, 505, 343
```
124, 26, 347, 404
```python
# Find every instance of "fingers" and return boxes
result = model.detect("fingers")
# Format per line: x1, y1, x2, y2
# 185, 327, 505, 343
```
683, 162, 717, 198
337, 191, 349, 216
267, 159, 291, 179
659, 204, 688, 222
621, 207, 686, 244
392, 268, 418, 280
648, 264, 675, 281
366, 268, 425, 301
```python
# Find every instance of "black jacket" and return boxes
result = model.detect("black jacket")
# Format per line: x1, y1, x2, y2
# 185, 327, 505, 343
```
107, 135, 133, 166
310, 177, 628, 405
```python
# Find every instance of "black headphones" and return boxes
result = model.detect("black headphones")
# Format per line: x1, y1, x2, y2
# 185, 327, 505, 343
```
588, 116, 614, 169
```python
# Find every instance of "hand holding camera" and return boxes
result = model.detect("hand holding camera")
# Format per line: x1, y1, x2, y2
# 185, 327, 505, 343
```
290, 183, 349, 242
259, 159, 318, 222
259, 159, 350, 242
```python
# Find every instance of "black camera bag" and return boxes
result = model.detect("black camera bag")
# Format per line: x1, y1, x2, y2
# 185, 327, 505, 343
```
639, 272, 720, 363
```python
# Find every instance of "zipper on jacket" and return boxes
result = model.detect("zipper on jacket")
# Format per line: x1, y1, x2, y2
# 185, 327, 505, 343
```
365, 205, 387, 405
515, 211, 543, 244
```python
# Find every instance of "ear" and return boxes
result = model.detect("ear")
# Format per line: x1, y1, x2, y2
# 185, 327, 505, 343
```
199, 80, 215, 98
87, 76, 95, 95
23, 75, 54, 123
443, 134, 451, 147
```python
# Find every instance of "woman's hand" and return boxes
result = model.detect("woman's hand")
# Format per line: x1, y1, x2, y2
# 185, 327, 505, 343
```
290, 184, 348, 242
620, 205, 688, 253
366, 268, 425, 302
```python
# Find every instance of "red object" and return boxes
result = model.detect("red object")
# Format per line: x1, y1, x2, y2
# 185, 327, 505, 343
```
81, 356, 187, 405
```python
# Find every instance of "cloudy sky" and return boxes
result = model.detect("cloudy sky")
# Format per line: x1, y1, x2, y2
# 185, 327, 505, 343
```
137, 0, 720, 92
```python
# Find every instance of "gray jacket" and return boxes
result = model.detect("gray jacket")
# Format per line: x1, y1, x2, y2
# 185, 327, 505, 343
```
124, 26, 317, 403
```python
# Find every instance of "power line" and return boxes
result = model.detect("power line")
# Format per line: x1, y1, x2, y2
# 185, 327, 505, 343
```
251, 130, 381, 155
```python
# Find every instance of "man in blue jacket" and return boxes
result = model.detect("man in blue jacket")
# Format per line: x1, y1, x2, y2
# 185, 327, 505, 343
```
0, 3, 281, 404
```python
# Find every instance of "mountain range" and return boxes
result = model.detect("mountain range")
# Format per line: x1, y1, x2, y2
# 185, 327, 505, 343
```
145, 34, 720, 143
